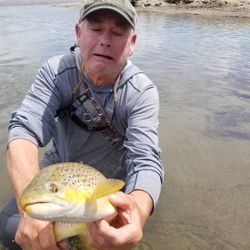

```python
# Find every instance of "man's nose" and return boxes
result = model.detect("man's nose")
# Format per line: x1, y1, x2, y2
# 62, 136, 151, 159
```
100, 32, 111, 47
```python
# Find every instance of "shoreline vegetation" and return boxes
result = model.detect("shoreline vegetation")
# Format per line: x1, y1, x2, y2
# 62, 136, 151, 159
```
0, 0, 250, 18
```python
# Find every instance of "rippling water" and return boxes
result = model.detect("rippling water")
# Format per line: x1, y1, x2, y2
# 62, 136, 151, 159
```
1, 5, 250, 250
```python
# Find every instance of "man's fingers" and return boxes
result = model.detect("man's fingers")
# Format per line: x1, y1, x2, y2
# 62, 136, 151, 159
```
39, 222, 59, 249
108, 192, 133, 211
94, 219, 141, 246
15, 216, 60, 250
118, 209, 131, 225
87, 192, 144, 249
87, 222, 109, 248
57, 240, 69, 250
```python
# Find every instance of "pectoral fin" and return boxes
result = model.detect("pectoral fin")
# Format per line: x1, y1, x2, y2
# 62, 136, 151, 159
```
88, 179, 124, 201
53, 222, 86, 242
54, 222, 97, 250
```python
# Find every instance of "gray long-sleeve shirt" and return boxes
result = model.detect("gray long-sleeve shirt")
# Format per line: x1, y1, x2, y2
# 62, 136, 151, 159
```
8, 52, 164, 208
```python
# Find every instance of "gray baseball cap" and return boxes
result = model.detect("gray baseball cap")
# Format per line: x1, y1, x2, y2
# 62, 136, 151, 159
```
79, 0, 137, 29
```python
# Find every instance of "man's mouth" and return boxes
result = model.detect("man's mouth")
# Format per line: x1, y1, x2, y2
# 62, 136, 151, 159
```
94, 53, 113, 60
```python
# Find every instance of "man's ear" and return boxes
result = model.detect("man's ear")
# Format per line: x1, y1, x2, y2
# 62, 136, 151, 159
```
129, 33, 137, 56
75, 23, 81, 46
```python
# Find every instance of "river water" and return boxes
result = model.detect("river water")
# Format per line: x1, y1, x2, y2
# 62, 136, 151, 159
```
0, 4, 250, 250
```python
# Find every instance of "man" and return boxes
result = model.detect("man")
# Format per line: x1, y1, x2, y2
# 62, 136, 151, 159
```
0, 0, 164, 249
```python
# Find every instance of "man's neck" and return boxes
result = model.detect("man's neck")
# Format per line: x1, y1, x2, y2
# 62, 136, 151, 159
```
85, 74, 115, 87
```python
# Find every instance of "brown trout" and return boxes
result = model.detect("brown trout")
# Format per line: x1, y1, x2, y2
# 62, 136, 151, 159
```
19, 162, 124, 248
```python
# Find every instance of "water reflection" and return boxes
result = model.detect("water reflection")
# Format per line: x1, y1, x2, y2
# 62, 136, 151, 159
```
206, 105, 250, 140
0, 5, 250, 250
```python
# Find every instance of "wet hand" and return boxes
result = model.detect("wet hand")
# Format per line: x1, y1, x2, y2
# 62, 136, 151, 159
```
86, 192, 143, 250
15, 212, 66, 250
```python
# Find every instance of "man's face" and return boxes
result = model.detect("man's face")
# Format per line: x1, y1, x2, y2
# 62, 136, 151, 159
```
75, 10, 137, 85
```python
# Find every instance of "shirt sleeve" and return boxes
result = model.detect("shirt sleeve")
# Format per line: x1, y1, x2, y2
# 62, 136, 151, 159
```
123, 76, 164, 209
8, 57, 63, 147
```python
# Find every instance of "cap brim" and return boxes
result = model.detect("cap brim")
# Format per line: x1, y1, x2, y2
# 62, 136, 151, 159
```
81, 6, 134, 29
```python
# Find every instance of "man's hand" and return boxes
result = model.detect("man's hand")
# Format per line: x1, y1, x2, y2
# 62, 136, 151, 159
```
87, 191, 152, 250
15, 212, 66, 250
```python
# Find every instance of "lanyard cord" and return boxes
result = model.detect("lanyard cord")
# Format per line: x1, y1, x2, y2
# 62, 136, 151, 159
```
72, 64, 85, 96
71, 64, 124, 148
72, 47, 121, 101
72, 64, 122, 126
73, 64, 121, 107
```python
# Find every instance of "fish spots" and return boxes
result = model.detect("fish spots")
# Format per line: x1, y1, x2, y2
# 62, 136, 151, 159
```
48, 162, 106, 191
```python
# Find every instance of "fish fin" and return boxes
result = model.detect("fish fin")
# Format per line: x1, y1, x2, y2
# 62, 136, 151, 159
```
68, 234, 97, 250
54, 222, 87, 242
88, 179, 124, 201
54, 222, 97, 250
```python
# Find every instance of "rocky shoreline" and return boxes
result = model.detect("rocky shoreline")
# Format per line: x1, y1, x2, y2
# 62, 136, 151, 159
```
56, 0, 250, 18
0, 0, 250, 18
133, 0, 250, 9
133, 0, 250, 17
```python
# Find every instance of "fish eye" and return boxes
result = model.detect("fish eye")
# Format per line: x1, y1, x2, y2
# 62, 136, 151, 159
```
50, 183, 58, 193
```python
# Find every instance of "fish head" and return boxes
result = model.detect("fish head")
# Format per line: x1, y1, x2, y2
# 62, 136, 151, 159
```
19, 170, 85, 220
19, 162, 124, 223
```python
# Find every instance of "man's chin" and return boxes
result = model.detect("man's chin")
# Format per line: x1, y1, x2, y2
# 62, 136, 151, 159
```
95, 64, 111, 73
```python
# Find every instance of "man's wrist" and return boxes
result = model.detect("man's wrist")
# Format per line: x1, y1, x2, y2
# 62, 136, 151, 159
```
129, 190, 153, 226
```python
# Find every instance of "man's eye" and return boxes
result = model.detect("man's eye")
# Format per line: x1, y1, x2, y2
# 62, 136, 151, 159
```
91, 28, 101, 32
112, 31, 124, 37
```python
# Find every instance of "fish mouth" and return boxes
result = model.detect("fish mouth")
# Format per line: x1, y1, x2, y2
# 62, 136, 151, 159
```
22, 201, 69, 221
23, 201, 61, 212
20, 197, 68, 213
23, 201, 52, 210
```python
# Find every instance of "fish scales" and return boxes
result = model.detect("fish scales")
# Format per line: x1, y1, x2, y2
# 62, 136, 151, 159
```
48, 163, 106, 195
